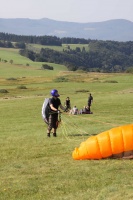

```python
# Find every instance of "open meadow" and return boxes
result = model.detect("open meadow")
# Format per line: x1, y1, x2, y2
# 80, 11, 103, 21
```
0, 48, 133, 200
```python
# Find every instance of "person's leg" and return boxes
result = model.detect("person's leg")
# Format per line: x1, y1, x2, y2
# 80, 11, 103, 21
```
53, 128, 57, 137
88, 104, 91, 112
47, 115, 52, 137
47, 128, 51, 137
53, 114, 58, 137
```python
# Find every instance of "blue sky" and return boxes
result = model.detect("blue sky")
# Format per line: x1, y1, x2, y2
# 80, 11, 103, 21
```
1, 0, 133, 23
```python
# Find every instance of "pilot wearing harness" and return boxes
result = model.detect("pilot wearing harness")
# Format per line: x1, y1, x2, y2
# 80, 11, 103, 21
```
45, 89, 65, 137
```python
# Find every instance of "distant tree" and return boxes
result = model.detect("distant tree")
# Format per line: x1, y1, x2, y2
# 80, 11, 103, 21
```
41, 64, 53, 70
126, 67, 133, 73
15, 42, 26, 49
75, 47, 81, 52
19, 49, 36, 61
82, 47, 86, 53
0, 41, 4, 47
5, 41, 13, 48
9, 60, 13, 64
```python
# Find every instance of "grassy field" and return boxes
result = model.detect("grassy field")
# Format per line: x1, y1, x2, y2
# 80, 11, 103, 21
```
26, 43, 90, 53
0, 48, 133, 200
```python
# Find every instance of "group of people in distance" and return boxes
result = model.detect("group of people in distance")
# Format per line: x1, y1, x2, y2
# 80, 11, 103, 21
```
42, 89, 93, 137
66, 93, 93, 115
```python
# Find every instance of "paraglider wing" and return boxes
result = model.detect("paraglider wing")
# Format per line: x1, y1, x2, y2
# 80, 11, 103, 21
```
72, 124, 133, 160
42, 98, 51, 124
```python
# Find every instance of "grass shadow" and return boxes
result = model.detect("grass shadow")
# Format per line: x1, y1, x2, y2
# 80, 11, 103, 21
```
68, 133, 97, 137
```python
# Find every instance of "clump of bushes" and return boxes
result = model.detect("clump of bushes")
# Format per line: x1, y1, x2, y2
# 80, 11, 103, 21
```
104, 80, 118, 83
0, 89, 9, 93
54, 77, 68, 82
6, 77, 17, 81
17, 85, 27, 89
41, 64, 53, 70
76, 89, 89, 93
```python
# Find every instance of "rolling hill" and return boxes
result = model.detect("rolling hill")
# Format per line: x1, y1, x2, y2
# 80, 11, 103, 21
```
0, 18, 133, 41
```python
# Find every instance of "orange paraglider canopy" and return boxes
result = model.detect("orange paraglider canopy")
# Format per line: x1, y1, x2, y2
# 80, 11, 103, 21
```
72, 124, 133, 160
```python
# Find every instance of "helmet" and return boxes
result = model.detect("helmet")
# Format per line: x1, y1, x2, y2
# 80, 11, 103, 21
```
51, 89, 60, 97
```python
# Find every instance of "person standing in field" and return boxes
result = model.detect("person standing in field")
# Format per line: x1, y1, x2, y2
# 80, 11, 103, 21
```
88, 93, 93, 112
65, 97, 71, 111
45, 89, 65, 137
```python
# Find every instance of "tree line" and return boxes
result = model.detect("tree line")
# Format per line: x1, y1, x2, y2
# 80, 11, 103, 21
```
1, 32, 133, 72
0, 32, 90, 45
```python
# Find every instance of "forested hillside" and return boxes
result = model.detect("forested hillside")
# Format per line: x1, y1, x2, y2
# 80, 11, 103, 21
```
0, 32, 133, 73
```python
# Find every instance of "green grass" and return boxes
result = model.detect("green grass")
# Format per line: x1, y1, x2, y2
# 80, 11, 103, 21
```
0, 47, 67, 69
63, 44, 89, 51
0, 48, 133, 200
0, 48, 31, 64
26, 43, 90, 53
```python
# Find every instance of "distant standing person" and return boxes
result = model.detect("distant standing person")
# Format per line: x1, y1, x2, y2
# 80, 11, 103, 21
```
65, 97, 71, 111
88, 93, 93, 112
